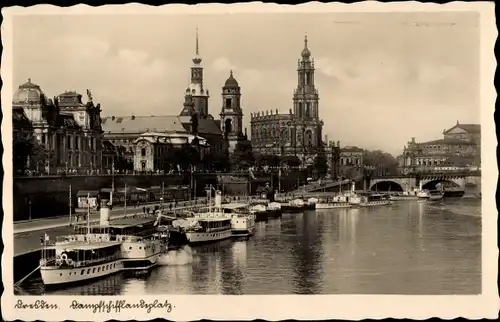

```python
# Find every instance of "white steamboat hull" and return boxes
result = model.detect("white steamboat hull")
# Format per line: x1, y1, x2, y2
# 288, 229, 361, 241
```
315, 203, 352, 209
232, 225, 255, 237
359, 200, 392, 207
121, 252, 162, 271
40, 259, 123, 286
186, 229, 232, 243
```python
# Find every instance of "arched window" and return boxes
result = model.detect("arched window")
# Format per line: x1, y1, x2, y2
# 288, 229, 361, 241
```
141, 148, 146, 157
225, 119, 232, 135
306, 130, 313, 147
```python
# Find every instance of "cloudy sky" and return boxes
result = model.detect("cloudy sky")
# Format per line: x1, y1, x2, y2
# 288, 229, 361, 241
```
12, 11, 479, 155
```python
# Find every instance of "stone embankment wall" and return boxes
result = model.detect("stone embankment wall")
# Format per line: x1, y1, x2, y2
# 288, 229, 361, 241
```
13, 174, 217, 221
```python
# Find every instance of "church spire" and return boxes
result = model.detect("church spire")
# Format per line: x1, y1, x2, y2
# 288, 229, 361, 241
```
196, 25, 199, 55
192, 26, 202, 65
301, 34, 311, 59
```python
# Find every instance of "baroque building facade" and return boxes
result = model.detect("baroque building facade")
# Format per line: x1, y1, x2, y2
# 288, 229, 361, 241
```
398, 121, 481, 173
250, 36, 324, 166
12, 79, 103, 174
102, 28, 247, 172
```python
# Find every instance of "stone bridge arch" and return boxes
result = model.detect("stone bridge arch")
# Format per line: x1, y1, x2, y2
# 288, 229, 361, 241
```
369, 177, 416, 191
421, 176, 465, 190
370, 180, 404, 191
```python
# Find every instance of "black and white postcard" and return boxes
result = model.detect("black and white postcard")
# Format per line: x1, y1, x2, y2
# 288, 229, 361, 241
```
1, 2, 498, 321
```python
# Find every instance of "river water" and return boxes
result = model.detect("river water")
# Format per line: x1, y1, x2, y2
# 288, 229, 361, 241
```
24, 198, 481, 295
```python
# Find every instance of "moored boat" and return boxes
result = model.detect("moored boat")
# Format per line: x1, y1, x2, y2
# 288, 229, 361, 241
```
40, 240, 123, 287
183, 217, 233, 244
39, 199, 167, 286
219, 203, 256, 237
281, 198, 314, 213
315, 202, 352, 209
359, 193, 392, 207
417, 190, 431, 199
428, 190, 444, 201
266, 202, 283, 218
249, 204, 269, 222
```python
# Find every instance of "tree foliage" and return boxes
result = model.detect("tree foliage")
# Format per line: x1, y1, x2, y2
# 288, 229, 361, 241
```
231, 140, 254, 170
362, 150, 399, 176
13, 134, 56, 174
313, 152, 329, 178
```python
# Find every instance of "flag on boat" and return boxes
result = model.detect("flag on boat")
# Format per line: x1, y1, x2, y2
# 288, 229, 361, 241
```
154, 211, 161, 226
248, 167, 256, 179
44, 233, 49, 241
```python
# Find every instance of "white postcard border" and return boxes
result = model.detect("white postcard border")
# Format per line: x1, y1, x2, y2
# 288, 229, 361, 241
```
1, 2, 498, 320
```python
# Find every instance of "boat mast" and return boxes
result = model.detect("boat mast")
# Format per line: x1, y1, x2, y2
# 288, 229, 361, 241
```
86, 192, 91, 237
124, 182, 127, 215
111, 161, 115, 205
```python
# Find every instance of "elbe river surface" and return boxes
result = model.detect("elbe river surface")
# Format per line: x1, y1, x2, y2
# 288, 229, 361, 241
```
24, 199, 481, 295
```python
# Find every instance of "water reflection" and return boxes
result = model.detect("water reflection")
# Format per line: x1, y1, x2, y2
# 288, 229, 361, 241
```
25, 199, 481, 295
291, 211, 323, 294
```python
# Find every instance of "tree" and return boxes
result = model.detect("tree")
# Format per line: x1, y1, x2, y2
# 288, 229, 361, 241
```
313, 152, 329, 178
231, 140, 254, 170
114, 145, 133, 172
362, 150, 399, 176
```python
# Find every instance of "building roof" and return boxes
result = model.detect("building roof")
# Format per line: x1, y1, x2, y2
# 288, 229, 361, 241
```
224, 70, 239, 88
134, 132, 209, 146
179, 116, 222, 135
418, 138, 475, 146
341, 146, 363, 152
13, 78, 45, 104
101, 115, 187, 134
444, 123, 481, 134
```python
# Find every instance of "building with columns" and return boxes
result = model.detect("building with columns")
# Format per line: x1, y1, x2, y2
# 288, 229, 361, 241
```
398, 121, 481, 173
250, 36, 324, 166
12, 79, 103, 174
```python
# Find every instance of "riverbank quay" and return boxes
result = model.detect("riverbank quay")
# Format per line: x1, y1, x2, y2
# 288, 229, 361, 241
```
11, 199, 213, 285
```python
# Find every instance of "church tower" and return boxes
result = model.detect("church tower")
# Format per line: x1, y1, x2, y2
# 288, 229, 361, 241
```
292, 35, 323, 163
180, 27, 210, 119
220, 70, 244, 153
293, 35, 319, 120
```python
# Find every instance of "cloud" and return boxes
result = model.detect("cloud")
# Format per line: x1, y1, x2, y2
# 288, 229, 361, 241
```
212, 57, 237, 72
118, 48, 149, 64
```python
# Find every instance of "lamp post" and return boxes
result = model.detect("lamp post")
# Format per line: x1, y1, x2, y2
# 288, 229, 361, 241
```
28, 200, 32, 220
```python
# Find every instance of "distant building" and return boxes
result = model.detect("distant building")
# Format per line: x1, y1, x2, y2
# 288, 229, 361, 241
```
101, 115, 189, 169
219, 70, 249, 153
12, 79, 103, 174
251, 36, 324, 166
102, 28, 235, 170
133, 132, 210, 172
398, 121, 481, 173
324, 139, 364, 179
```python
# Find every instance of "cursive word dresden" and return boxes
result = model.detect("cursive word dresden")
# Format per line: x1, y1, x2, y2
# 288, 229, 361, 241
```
70, 299, 174, 314
14, 299, 59, 310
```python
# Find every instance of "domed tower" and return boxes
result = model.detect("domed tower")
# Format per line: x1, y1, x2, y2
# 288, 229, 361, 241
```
220, 70, 244, 152
179, 27, 210, 119
13, 78, 47, 123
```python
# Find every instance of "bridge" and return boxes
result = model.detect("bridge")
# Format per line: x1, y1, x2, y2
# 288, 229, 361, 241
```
369, 170, 481, 191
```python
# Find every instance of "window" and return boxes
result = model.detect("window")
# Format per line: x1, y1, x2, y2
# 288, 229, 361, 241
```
93, 268, 96, 273
225, 98, 232, 109
87, 269, 91, 274
81, 269, 85, 275
141, 148, 146, 157
75, 137, 79, 149
97, 267, 100, 272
